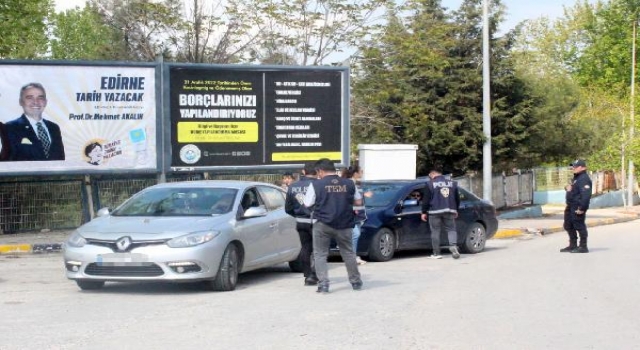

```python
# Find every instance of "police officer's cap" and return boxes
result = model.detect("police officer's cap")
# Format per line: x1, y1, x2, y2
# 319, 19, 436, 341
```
570, 159, 587, 167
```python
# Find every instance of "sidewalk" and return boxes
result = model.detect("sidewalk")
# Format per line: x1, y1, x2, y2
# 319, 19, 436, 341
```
494, 204, 640, 238
1, 205, 640, 254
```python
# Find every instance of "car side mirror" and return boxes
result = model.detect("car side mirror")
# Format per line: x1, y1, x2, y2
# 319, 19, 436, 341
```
96, 207, 110, 217
241, 205, 268, 219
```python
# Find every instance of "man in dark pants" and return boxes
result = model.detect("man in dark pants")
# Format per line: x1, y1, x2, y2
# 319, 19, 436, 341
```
285, 162, 318, 286
420, 168, 461, 259
561, 159, 592, 253
303, 158, 363, 293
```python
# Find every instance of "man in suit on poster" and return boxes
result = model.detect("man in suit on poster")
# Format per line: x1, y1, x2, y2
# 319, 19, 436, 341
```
6, 82, 65, 161
0, 122, 10, 161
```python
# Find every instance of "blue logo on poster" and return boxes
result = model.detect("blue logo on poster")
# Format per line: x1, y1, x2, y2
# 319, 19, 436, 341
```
130, 129, 146, 143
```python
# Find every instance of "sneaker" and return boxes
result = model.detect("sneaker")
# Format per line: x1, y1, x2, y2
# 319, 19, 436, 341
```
428, 254, 443, 260
352, 281, 363, 291
316, 284, 329, 294
571, 247, 589, 253
356, 256, 367, 265
560, 246, 577, 253
449, 246, 460, 259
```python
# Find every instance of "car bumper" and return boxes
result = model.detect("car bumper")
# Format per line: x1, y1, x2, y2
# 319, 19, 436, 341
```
63, 240, 226, 282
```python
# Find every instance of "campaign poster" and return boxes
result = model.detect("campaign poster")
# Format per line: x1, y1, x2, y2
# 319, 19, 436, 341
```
169, 66, 346, 170
0, 63, 157, 174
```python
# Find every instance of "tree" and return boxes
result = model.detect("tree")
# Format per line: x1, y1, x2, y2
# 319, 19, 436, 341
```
352, 0, 539, 175
253, 0, 391, 65
51, 4, 127, 60
0, 0, 52, 59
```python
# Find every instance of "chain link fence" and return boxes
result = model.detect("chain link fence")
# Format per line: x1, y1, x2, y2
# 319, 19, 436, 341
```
0, 172, 285, 233
455, 171, 535, 209
0, 168, 627, 233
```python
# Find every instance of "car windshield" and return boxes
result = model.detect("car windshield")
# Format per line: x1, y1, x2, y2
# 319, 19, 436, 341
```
361, 183, 409, 208
111, 187, 238, 216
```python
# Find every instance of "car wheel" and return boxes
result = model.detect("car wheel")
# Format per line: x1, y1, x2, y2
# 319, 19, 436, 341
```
461, 222, 487, 254
368, 228, 396, 262
76, 280, 105, 290
210, 244, 240, 291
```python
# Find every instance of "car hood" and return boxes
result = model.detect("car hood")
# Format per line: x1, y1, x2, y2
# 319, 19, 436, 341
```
75, 215, 230, 240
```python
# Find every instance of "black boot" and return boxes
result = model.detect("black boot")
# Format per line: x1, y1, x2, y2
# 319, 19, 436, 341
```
571, 246, 589, 253
571, 238, 588, 253
304, 275, 318, 286
560, 241, 577, 252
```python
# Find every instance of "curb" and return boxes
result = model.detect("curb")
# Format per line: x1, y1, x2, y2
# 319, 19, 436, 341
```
494, 215, 640, 239
0, 243, 63, 255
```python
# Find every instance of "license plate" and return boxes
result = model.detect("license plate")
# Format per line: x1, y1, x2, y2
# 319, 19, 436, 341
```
96, 253, 149, 266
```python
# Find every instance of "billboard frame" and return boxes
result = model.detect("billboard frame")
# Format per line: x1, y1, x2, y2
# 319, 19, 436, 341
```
0, 59, 162, 176
163, 63, 350, 173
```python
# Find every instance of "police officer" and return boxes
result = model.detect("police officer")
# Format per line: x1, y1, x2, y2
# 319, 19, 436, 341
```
561, 159, 592, 253
420, 168, 461, 259
303, 158, 363, 293
285, 162, 318, 286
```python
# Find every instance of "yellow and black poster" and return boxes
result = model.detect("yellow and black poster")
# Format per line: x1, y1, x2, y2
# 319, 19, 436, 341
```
169, 66, 346, 170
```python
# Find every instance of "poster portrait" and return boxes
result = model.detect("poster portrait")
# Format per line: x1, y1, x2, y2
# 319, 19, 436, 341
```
0, 63, 157, 174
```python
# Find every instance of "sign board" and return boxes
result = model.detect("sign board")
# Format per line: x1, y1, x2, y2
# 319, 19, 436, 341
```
0, 62, 158, 174
167, 65, 349, 171
358, 144, 418, 180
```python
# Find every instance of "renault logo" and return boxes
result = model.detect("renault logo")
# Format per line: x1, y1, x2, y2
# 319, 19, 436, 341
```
116, 236, 132, 251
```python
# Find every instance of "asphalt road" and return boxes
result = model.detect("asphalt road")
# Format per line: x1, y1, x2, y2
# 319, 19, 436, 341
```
2, 221, 640, 350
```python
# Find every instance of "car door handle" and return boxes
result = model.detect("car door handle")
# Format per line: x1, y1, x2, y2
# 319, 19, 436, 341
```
269, 223, 278, 228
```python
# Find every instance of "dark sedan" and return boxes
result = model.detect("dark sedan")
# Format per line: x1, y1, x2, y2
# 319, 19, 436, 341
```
354, 180, 498, 261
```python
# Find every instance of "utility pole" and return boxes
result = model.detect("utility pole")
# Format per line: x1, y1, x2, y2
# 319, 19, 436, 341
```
628, 18, 637, 206
482, 0, 492, 202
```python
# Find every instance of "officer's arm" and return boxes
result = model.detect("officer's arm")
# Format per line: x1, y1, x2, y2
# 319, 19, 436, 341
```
303, 184, 316, 208
421, 186, 432, 214
578, 179, 592, 210
284, 189, 295, 216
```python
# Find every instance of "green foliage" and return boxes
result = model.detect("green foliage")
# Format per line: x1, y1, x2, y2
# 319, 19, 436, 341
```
51, 4, 126, 60
352, 0, 538, 175
0, 0, 52, 58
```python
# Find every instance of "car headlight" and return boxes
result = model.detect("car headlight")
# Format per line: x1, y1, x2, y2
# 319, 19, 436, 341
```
167, 230, 221, 248
67, 231, 87, 248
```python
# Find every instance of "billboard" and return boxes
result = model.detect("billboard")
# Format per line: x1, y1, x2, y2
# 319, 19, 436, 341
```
0, 63, 158, 174
168, 65, 348, 171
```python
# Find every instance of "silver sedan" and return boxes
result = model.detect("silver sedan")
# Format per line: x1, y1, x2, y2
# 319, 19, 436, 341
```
63, 181, 302, 291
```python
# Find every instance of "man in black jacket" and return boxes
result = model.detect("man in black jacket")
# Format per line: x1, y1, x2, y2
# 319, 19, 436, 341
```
561, 159, 592, 253
285, 163, 318, 286
303, 158, 363, 293
421, 168, 461, 259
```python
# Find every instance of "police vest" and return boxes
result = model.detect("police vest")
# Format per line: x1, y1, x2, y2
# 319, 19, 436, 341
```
286, 176, 316, 223
312, 175, 356, 229
427, 176, 458, 214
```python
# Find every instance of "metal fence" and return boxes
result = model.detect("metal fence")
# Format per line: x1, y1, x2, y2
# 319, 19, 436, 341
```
455, 171, 535, 209
0, 168, 627, 233
0, 172, 283, 234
